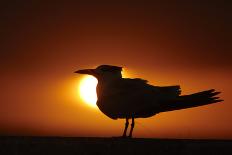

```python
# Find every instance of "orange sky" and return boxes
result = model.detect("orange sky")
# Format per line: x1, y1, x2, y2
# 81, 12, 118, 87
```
0, 1, 231, 139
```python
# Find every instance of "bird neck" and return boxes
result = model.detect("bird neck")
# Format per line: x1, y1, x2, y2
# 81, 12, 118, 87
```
97, 75, 121, 84
95, 71, 122, 83
96, 76, 120, 99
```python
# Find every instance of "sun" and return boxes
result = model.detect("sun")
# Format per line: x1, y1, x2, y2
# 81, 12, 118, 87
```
78, 75, 98, 108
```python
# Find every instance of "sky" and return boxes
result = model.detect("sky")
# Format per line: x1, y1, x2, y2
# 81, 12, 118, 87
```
0, 1, 231, 139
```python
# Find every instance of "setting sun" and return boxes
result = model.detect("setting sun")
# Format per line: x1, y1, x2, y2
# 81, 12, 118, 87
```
78, 75, 98, 107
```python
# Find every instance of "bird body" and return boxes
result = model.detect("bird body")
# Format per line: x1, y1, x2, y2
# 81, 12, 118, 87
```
96, 78, 181, 119
75, 65, 222, 137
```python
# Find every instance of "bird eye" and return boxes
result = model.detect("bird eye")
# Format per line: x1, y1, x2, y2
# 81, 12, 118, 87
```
101, 68, 112, 72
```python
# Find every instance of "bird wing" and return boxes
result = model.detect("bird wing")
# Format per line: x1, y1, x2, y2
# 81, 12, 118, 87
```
98, 78, 181, 118
111, 78, 181, 101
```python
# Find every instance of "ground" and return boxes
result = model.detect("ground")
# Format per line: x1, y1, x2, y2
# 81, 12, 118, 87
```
0, 136, 231, 155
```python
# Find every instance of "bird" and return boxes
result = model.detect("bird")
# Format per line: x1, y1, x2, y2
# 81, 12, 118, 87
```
75, 65, 223, 138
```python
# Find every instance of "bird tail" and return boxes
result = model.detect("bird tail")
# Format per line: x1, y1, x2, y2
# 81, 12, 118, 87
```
160, 89, 223, 112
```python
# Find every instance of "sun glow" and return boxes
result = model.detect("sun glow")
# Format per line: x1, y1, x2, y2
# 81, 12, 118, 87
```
78, 75, 98, 108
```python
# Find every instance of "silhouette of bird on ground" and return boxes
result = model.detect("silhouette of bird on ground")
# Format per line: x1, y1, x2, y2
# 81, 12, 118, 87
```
75, 65, 223, 138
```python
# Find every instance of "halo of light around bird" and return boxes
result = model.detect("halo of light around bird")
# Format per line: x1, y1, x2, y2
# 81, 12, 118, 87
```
78, 75, 98, 107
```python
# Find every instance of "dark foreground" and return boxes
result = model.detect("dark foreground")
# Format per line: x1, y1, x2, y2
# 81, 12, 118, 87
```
0, 136, 232, 155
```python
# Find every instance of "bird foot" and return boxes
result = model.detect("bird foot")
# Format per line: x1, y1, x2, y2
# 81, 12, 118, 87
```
122, 135, 132, 138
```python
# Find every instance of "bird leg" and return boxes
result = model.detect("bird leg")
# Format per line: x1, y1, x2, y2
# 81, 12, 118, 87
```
128, 117, 135, 138
122, 118, 129, 137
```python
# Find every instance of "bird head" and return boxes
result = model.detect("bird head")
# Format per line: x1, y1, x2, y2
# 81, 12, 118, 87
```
75, 65, 123, 82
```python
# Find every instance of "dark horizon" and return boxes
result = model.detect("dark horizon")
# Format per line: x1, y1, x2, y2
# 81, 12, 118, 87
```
1, 136, 232, 155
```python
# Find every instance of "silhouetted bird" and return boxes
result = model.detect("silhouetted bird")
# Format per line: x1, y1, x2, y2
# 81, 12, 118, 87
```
75, 65, 223, 138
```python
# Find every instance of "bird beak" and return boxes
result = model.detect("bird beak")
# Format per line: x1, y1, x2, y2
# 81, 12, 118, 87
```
74, 69, 96, 75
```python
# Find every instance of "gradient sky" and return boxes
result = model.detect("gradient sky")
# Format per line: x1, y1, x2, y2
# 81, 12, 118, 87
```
0, 1, 231, 139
